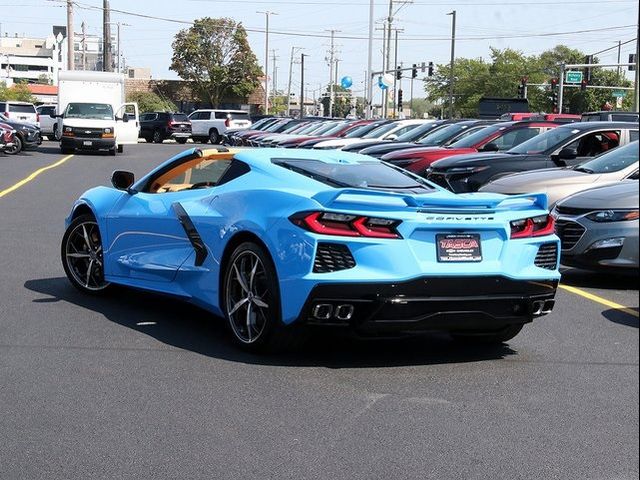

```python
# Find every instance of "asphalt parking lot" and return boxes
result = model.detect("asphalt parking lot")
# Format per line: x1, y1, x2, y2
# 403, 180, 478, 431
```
1, 142, 638, 480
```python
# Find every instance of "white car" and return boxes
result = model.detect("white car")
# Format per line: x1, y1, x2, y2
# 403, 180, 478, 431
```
312, 119, 432, 150
0, 101, 39, 127
188, 109, 252, 144
36, 104, 58, 138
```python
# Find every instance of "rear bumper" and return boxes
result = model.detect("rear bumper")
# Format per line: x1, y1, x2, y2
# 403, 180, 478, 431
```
61, 136, 115, 150
297, 276, 558, 334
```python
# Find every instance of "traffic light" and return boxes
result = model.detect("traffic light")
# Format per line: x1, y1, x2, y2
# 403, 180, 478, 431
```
580, 79, 588, 91
550, 78, 558, 90
583, 55, 593, 82
517, 77, 527, 99
397, 89, 403, 110
396, 66, 402, 80
427, 61, 434, 76
630, 54, 637, 71
412, 64, 418, 78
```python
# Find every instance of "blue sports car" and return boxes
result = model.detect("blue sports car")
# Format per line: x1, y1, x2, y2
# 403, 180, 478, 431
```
61, 147, 560, 351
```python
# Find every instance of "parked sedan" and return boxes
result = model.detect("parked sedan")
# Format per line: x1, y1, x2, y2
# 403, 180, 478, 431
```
0, 113, 42, 154
480, 141, 639, 206
312, 119, 430, 150
427, 121, 639, 193
552, 181, 639, 271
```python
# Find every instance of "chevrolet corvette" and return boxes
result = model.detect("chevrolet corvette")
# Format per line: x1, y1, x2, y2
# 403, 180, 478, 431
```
61, 147, 560, 351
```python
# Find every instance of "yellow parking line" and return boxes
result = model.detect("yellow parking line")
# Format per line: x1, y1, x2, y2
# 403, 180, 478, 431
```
559, 284, 639, 318
0, 154, 74, 199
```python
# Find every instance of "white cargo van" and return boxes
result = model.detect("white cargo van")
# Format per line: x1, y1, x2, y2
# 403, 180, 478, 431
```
54, 71, 139, 155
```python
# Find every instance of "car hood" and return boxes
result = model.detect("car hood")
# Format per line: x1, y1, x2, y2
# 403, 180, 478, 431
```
482, 168, 601, 191
63, 118, 115, 128
431, 152, 531, 168
383, 146, 476, 160
361, 142, 418, 155
558, 181, 639, 209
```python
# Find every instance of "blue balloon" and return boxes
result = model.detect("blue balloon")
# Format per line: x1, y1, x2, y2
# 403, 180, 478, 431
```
340, 76, 353, 89
377, 76, 388, 90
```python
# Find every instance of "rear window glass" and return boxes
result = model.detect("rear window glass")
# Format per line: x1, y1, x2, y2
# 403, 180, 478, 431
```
611, 114, 639, 122
171, 114, 189, 122
8, 104, 36, 113
230, 112, 250, 120
272, 158, 434, 192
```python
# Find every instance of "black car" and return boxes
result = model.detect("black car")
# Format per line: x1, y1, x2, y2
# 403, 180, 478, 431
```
426, 121, 640, 193
0, 113, 42, 155
358, 120, 497, 158
139, 112, 192, 144
581, 111, 639, 122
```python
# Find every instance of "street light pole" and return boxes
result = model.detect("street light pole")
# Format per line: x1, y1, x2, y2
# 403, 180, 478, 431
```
300, 53, 308, 118
66, 0, 74, 70
447, 10, 456, 119
257, 11, 277, 115
286, 47, 302, 117
366, 0, 374, 119
634, 18, 640, 112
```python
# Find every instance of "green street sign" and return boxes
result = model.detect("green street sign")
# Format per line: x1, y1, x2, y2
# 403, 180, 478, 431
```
565, 71, 583, 83
612, 90, 626, 98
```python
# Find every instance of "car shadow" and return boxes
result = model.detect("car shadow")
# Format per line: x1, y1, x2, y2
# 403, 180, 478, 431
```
24, 277, 517, 368
601, 308, 639, 328
560, 267, 640, 291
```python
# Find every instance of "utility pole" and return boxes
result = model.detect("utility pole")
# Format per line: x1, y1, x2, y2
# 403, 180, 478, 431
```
271, 49, 278, 101
634, 18, 640, 112
385, 0, 393, 118
617, 40, 622, 79
300, 53, 308, 118
447, 9, 456, 118
375, 21, 388, 118
558, 63, 565, 113
326, 29, 339, 118
103, 0, 113, 72
81, 21, 87, 71
286, 47, 301, 117
257, 11, 277, 115
392, 29, 402, 118
366, 0, 375, 119
66, 0, 74, 70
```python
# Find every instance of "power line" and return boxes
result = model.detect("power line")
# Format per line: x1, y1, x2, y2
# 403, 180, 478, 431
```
590, 38, 636, 56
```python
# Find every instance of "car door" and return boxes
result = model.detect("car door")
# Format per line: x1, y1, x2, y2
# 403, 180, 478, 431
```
189, 111, 209, 136
105, 155, 232, 282
558, 130, 622, 166
115, 103, 140, 145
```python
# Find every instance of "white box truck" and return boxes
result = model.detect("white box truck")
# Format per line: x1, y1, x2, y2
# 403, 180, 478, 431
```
54, 71, 139, 155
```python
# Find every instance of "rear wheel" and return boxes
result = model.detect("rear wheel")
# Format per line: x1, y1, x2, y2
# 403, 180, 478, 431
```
4, 135, 23, 155
223, 242, 302, 352
208, 129, 220, 144
152, 130, 163, 144
61, 214, 110, 294
452, 323, 524, 344
117, 144, 124, 153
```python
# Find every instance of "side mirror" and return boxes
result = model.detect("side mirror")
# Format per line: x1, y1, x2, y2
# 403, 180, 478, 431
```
481, 142, 499, 152
49, 113, 59, 119
122, 115, 129, 123
111, 170, 135, 191
386, 134, 398, 141
558, 147, 577, 160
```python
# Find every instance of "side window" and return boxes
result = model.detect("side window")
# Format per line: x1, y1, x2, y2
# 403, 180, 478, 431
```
158, 113, 168, 121
148, 158, 233, 193
493, 127, 541, 150
0, 102, 6, 112
627, 170, 639, 180
215, 112, 229, 119
571, 131, 620, 157
629, 130, 639, 142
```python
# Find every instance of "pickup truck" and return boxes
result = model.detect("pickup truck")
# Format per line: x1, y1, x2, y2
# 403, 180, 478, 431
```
188, 109, 252, 144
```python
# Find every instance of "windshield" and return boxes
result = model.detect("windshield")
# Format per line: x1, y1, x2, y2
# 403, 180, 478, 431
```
576, 142, 639, 173
508, 127, 578, 154
343, 122, 382, 138
65, 103, 113, 120
321, 122, 349, 136
449, 124, 503, 148
394, 122, 440, 142
417, 124, 468, 146
273, 158, 434, 192
362, 123, 399, 139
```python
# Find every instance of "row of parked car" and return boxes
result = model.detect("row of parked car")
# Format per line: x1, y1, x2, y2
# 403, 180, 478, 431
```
0, 101, 43, 155
223, 114, 639, 272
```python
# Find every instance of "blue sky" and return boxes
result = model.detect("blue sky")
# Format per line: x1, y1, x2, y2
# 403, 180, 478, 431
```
3, 0, 638, 103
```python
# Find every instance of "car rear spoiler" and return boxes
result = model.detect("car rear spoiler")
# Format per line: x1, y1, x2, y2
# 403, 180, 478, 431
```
312, 188, 548, 212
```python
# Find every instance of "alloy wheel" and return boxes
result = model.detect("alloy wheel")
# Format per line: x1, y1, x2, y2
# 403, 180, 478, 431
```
64, 221, 109, 291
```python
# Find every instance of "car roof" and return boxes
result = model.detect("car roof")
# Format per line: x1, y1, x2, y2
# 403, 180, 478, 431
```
557, 121, 639, 130
235, 146, 377, 166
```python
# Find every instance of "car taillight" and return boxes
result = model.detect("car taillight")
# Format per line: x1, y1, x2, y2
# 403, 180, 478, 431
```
36, 113, 40, 123
510, 214, 555, 239
225, 118, 231, 127
290, 211, 402, 239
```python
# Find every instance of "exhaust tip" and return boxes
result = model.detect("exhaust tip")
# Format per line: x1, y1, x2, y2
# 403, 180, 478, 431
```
542, 299, 555, 314
335, 304, 355, 321
312, 304, 333, 320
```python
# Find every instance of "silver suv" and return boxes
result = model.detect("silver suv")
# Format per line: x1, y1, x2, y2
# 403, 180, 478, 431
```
0, 101, 39, 127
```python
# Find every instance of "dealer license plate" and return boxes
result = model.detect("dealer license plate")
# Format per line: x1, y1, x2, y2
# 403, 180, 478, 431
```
83, 141, 92, 146
436, 233, 482, 262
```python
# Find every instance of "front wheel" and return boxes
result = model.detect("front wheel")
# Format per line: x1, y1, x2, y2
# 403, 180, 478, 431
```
223, 242, 302, 352
61, 214, 111, 294
152, 130, 163, 144
4, 135, 23, 155
117, 144, 124, 153
452, 323, 524, 344
176, 137, 188, 144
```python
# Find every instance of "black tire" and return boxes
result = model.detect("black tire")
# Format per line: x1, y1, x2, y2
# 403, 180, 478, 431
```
109, 147, 116, 156
4, 135, 23, 155
152, 130, 164, 144
176, 137, 188, 144
117, 144, 124, 153
222, 242, 304, 352
52, 124, 59, 141
61, 214, 111, 295
208, 129, 220, 144
452, 323, 524, 344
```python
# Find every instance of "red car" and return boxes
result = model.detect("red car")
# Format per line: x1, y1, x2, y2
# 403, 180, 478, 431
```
381, 120, 560, 174
277, 120, 375, 148
1, 122, 16, 151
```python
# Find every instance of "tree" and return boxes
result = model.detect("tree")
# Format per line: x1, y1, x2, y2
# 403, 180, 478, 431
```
320, 85, 356, 118
126, 91, 176, 113
0, 82, 37, 102
170, 17, 262, 107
